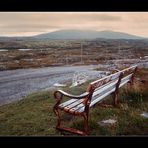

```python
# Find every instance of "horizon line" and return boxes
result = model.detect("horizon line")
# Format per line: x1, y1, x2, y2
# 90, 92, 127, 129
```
0, 29, 146, 38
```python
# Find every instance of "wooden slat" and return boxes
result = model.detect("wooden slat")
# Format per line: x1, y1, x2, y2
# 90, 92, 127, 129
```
76, 86, 116, 113
90, 71, 121, 89
63, 99, 84, 111
93, 78, 117, 93
92, 85, 116, 102
59, 98, 85, 114
119, 74, 132, 88
76, 85, 116, 113
92, 79, 118, 98
90, 87, 116, 107
68, 103, 85, 114
59, 99, 77, 108
59, 80, 117, 113
75, 80, 118, 113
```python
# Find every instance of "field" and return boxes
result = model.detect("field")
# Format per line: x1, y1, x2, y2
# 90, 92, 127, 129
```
0, 38, 147, 136
0, 68, 147, 136
0, 38, 148, 70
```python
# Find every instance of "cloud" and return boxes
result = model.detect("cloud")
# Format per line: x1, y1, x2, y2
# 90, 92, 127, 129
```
76, 13, 122, 21
0, 12, 147, 37
0, 13, 122, 33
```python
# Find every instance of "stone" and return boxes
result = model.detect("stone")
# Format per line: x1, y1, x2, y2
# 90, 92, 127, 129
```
98, 119, 117, 126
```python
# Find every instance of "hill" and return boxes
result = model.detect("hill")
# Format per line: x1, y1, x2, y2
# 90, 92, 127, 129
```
34, 30, 145, 40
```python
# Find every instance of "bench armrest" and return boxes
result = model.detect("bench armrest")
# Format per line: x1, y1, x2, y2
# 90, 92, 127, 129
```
53, 90, 89, 109
54, 90, 89, 99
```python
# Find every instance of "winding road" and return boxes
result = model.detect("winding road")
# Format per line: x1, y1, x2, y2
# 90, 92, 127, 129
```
0, 65, 100, 106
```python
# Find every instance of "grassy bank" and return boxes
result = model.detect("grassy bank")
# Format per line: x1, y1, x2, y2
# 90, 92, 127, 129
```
0, 69, 147, 136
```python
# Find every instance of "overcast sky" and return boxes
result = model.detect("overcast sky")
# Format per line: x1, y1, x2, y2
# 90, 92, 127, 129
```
0, 12, 148, 37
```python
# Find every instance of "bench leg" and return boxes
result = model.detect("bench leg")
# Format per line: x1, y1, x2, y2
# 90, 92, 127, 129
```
53, 107, 61, 128
113, 92, 120, 108
83, 113, 89, 135
56, 126, 88, 136
53, 109, 89, 135
113, 72, 123, 108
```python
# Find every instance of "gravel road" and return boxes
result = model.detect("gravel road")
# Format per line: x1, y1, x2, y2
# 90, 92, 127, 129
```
0, 65, 101, 106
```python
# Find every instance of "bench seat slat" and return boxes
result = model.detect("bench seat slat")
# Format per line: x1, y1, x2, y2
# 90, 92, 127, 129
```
59, 103, 85, 114
67, 103, 85, 114
58, 98, 85, 114
76, 85, 117, 113
63, 99, 84, 111
59, 99, 78, 108
76, 86, 116, 113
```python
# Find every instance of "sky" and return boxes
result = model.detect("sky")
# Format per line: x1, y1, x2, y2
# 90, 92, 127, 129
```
0, 12, 148, 37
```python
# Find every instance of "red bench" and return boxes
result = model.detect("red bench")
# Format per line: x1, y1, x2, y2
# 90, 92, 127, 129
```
53, 65, 137, 135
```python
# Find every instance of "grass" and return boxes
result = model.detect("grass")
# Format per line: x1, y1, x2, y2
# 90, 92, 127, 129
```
0, 69, 147, 136
0, 90, 59, 135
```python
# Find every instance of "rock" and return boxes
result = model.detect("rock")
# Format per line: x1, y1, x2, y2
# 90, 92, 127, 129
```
98, 119, 117, 126
140, 112, 148, 118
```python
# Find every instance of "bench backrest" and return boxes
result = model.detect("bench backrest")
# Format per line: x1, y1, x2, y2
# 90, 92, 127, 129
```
87, 65, 137, 107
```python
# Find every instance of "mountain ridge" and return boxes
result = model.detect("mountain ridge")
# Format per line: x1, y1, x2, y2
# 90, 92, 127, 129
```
34, 29, 146, 40
0, 30, 146, 40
